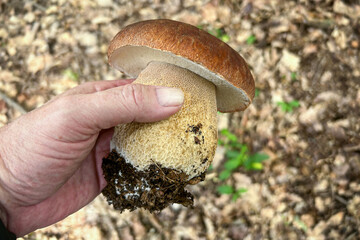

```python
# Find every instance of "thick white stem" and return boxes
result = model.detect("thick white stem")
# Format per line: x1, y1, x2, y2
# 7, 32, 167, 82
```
112, 61, 218, 178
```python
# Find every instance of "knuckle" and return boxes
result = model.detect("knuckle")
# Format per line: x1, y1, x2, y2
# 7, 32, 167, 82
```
82, 81, 95, 90
121, 84, 145, 109
92, 82, 105, 92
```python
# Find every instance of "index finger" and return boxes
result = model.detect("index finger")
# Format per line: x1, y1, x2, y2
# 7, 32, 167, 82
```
53, 79, 135, 100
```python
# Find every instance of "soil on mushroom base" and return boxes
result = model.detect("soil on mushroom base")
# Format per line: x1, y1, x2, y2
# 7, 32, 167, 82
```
101, 150, 206, 212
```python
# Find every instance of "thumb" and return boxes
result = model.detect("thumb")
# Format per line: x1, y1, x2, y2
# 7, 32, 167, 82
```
64, 83, 184, 131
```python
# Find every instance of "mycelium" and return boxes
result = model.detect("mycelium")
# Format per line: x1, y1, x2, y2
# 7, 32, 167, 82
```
101, 19, 255, 212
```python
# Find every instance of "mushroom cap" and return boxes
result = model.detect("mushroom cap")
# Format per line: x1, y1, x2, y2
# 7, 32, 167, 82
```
108, 19, 255, 112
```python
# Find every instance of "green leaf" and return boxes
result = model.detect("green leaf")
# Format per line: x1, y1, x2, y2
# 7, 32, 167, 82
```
232, 188, 248, 201
294, 216, 308, 232
240, 145, 248, 154
63, 68, 79, 82
215, 28, 229, 41
244, 153, 269, 170
255, 88, 260, 97
250, 162, 263, 170
220, 129, 237, 142
224, 158, 241, 170
246, 35, 256, 45
229, 145, 248, 168
232, 193, 240, 201
277, 101, 289, 112
243, 159, 252, 170
238, 145, 248, 161
289, 100, 300, 108
236, 188, 248, 194
225, 150, 240, 159
219, 170, 232, 180
207, 164, 213, 171
217, 185, 234, 194
291, 72, 297, 81
230, 141, 243, 150
248, 153, 269, 163
221, 34, 230, 42
277, 101, 299, 113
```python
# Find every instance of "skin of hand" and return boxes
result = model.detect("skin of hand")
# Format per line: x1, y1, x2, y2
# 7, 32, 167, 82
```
0, 79, 184, 237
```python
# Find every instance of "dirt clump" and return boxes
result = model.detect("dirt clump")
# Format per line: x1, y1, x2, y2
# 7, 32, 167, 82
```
101, 150, 205, 212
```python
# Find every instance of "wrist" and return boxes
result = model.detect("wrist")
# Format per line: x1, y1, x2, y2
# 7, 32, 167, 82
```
0, 166, 10, 234
0, 126, 10, 230
0, 129, 17, 239
0, 206, 16, 240
0, 202, 8, 228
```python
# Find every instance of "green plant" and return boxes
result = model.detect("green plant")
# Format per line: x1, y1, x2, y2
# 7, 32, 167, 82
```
218, 31, 230, 42
244, 152, 269, 170
216, 129, 269, 201
197, 25, 230, 42
63, 68, 79, 82
277, 100, 300, 113
210, 28, 230, 42
294, 216, 308, 232
254, 88, 260, 98
218, 129, 269, 180
291, 72, 297, 81
217, 185, 247, 201
246, 34, 256, 45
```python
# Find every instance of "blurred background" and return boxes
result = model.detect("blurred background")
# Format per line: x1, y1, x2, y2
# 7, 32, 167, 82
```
1, 0, 360, 239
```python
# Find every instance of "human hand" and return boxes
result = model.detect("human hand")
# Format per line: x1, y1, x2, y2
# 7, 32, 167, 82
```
0, 79, 184, 236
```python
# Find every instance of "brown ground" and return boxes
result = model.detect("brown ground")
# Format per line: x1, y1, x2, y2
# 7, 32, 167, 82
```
1, 0, 359, 239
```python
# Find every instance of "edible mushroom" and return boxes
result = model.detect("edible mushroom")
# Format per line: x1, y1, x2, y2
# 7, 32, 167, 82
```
102, 19, 255, 212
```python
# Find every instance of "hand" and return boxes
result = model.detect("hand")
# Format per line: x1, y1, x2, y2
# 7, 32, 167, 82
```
0, 79, 184, 236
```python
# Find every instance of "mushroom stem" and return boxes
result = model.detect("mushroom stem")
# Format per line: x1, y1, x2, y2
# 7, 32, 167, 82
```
111, 61, 218, 179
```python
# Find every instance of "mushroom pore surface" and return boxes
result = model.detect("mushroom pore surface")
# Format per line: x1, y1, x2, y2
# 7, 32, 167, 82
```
111, 61, 218, 179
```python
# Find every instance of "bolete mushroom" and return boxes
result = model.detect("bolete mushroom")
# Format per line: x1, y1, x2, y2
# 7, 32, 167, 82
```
101, 19, 255, 212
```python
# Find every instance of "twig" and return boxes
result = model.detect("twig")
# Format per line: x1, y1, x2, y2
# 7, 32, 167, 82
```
146, 212, 171, 239
0, 90, 27, 114
344, 144, 360, 152
334, 195, 348, 205
150, 158, 177, 183
29, 1, 47, 11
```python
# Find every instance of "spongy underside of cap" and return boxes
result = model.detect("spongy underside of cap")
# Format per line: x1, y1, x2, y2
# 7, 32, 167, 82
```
109, 46, 250, 112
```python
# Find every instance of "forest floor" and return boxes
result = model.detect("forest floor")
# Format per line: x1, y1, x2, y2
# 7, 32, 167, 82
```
1, 0, 360, 239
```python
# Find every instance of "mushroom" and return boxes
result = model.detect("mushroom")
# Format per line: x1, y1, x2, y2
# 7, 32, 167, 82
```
102, 19, 254, 212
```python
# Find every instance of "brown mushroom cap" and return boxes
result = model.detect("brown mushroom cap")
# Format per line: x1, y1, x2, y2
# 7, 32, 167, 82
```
108, 19, 255, 112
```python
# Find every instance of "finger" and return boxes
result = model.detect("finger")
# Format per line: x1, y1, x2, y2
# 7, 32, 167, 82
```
53, 79, 135, 100
61, 84, 184, 131
94, 128, 114, 190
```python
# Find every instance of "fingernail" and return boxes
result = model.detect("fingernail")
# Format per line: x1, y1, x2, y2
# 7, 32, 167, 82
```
156, 87, 184, 107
